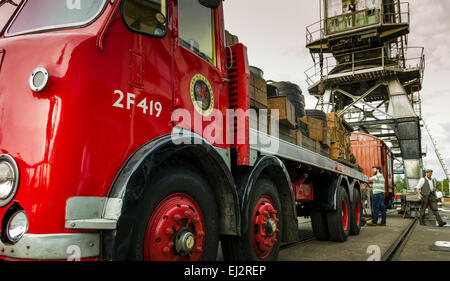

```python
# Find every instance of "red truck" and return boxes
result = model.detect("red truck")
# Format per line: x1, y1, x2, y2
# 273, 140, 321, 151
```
0, 0, 368, 261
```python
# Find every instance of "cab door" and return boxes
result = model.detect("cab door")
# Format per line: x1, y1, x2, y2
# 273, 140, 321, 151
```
120, 0, 173, 139
172, 0, 228, 147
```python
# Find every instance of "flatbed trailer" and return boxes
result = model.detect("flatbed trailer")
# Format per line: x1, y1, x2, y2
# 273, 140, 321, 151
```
0, 0, 368, 261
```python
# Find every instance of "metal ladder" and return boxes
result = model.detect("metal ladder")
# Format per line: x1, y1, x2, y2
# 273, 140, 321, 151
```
423, 119, 450, 179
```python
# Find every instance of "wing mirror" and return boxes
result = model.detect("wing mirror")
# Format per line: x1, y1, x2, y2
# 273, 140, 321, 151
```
198, 0, 220, 9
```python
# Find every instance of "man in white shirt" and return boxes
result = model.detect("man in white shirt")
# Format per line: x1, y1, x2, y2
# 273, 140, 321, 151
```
415, 169, 446, 227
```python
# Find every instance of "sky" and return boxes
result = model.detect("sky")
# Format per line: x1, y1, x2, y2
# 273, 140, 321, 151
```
223, 0, 450, 180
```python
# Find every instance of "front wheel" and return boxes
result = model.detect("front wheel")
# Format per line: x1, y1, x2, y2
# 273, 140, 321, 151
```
128, 164, 219, 261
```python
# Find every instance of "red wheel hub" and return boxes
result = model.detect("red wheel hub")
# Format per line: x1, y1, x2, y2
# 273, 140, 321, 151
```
144, 193, 205, 261
342, 198, 349, 231
251, 196, 279, 259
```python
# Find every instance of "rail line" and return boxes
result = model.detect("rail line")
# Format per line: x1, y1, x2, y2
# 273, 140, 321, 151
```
280, 236, 316, 250
381, 218, 418, 261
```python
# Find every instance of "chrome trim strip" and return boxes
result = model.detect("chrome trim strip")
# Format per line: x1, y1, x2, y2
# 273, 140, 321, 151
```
0, 233, 99, 260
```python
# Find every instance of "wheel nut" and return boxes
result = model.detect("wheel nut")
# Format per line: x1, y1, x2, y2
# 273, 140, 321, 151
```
173, 214, 181, 221
195, 247, 203, 253
165, 228, 174, 235
163, 247, 171, 254
197, 231, 205, 237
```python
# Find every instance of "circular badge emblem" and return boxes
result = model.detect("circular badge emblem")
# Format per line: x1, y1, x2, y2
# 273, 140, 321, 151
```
190, 74, 214, 116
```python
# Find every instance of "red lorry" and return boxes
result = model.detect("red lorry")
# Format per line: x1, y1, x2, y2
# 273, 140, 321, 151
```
0, 0, 368, 261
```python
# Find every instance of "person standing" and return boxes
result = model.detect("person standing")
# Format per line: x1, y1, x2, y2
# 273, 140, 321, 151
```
416, 169, 447, 227
366, 166, 386, 226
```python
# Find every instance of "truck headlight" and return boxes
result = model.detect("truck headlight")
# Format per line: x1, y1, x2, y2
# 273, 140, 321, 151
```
0, 155, 19, 207
7, 211, 28, 243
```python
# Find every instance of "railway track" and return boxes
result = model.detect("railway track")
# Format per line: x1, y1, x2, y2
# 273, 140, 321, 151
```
280, 215, 419, 261
381, 218, 418, 261
280, 236, 316, 250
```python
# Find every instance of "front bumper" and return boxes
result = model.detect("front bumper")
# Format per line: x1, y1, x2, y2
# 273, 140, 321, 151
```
0, 233, 99, 260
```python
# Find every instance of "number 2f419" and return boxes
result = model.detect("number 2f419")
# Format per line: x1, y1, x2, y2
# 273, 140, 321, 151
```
113, 90, 162, 117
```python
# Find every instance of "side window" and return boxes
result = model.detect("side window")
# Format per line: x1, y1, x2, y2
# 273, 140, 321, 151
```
178, 0, 216, 66
123, 0, 167, 36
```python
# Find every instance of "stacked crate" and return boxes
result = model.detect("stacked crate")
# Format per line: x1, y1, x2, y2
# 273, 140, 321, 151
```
299, 115, 330, 156
267, 96, 297, 144
250, 70, 268, 110
249, 67, 269, 134
326, 112, 355, 163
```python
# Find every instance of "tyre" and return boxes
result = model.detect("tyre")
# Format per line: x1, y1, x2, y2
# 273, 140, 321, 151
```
326, 187, 350, 242
267, 84, 279, 98
349, 190, 362, 236
311, 210, 330, 241
128, 164, 219, 261
222, 176, 283, 261
271, 82, 305, 119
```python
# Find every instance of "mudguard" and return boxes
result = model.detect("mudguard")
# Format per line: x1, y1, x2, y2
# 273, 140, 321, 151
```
102, 132, 240, 260
235, 155, 299, 243
327, 175, 358, 211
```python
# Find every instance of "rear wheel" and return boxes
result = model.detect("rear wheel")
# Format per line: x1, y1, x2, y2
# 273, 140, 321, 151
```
327, 187, 350, 242
222, 176, 282, 261
349, 190, 362, 236
129, 165, 219, 261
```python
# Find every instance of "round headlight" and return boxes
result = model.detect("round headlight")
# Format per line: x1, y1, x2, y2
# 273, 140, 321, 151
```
0, 161, 14, 199
0, 155, 18, 207
29, 67, 49, 93
7, 211, 28, 243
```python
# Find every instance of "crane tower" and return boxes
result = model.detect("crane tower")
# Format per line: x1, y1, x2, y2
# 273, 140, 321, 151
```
305, 0, 425, 191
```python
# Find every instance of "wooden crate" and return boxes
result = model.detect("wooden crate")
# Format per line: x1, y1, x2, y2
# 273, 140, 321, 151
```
301, 135, 317, 152
250, 88, 268, 109
321, 127, 330, 146
329, 143, 344, 160
268, 122, 297, 144
300, 116, 323, 142
250, 72, 268, 110
267, 96, 296, 128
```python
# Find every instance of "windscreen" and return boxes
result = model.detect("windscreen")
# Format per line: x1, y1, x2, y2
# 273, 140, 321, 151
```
7, 0, 106, 35
0, 0, 22, 35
